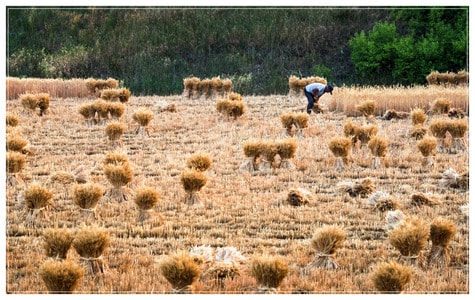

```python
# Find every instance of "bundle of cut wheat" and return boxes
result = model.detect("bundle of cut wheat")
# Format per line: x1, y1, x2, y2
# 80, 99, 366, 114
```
410, 192, 439, 207
180, 169, 207, 205
39, 260, 84, 293
107, 102, 125, 120
222, 78, 232, 95
100, 88, 121, 102
276, 139, 297, 169
411, 109, 427, 126
211, 77, 223, 97
374, 198, 401, 213
20, 93, 38, 113
304, 225, 346, 271
72, 225, 110, 275
427, 218, 456, 268
368, 136, 388, 169
382, 109, 409, 120
6, 113, 19, 127
103, 162, 133, 202
200, 78, 213, 99
239, 141, 263, 172
417, 136, 437, 167
6, 135, 28, 153
43, 227, 74, 260
73, 183, 103, 222
356, 99, 376, 118
352, 125, 378, 149
23, 184, 54, 225
288, 75, 299, 94
338, 178, 375, 198
36, 93, 50, 116
182, 77, 193, 98
133, 186, 159, 223
258, 141, 278, 172
286, 188, 311, 206
132, 108, 154, 136
159, 251, 201, 293
409, 125, 427, 140
92, 99, 109, 124
250, 255, 289, 293
328, 137, 352, 170
431, 98, 451, 115
6, 151, 25, 186
388, 216, 430, 266
294, 113, 309, 137
371, 260, 413, 294
78, 103, 97, 126
186, 153, 212, 172
105, 122, 126, 149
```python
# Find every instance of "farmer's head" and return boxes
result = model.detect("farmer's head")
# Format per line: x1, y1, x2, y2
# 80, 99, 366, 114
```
326, 84, 333, 95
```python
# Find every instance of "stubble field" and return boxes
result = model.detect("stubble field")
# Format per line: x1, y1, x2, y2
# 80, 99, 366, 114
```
4, 85, 469, 294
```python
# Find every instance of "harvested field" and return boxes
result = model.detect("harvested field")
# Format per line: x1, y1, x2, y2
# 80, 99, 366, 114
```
4, 87, 469, 294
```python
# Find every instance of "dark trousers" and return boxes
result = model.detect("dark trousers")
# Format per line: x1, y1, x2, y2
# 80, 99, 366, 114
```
304, 90, 315, 114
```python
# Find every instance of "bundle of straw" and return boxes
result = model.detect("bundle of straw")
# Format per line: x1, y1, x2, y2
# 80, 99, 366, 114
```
132, 108, 154, 136
78, 103, 97, 126
222, 78, 232, 95
103, 162, 133, 202
328, 137, 352, 170
371, 260, 413, 294
250, 255, 289, 293
343, 119, 356, 137
381, 109, 409, 120
200, 78, 212, 99
39, 260, 84, 293
280, 112, 295, 136
288, 75, 299, 94
410, 192, 439, 207
388, 216, 430, 266
107, 102, 125, 120
118, 88, 131, 103
368, 136, 388, 169
186, 153, 212, 172
72, 225, 110, 275
182, 77, 193, 98
227, 92, 242, 101
294, 113, 309, 132
211, 77, 223, 97
159, 251, 201, 293
276, 139, 297, 169
133, 186, 159, 223
73, 183, 103, 221
6, 113, 19, 127
305, 225, 346, 270
6, 151, 25, 186
100, 88, 121, 101
105, 122, 126, 148
180, 169, 207, 205
427, 218, 456, 268
411, 109, 427, 126
189, 77, 201, 99
286, 188, 311, 206
356, 99, 376, 118
36, 93, 50, 116
339, 178, 375, 198
417, 136, 437, 167
431, 98, 451, 115
239, 141, 263, 172
409, 125, 427, 140
352, 125, 378, 148
6, 135, 28, 153
103, 152, 129, 166
20, 93, 38, 113
258, 141, 278, 171
92, 99, 109, 124
374, 198, 400, 213
23, 184, 54, 225
43, 227, 74, 260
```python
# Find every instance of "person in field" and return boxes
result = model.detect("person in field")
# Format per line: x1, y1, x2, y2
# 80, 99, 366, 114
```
304, 82, 333, 114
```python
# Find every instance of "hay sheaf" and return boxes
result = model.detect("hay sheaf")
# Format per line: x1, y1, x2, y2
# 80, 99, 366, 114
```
411, 109, 427, 126
286, 188, 311, 206
410, 192, 439, 207
417, 136, 437, 157
388, 216, 430, 258
39, 260, 84, 293
250, 255, 289, 291
356, 100, 376, 117
368, 136, 388, 157
186, 154, 212, 172
132, 108, 154, 127
43, 227, 74, 260
382, 109, 409, 120
159, 252, 201, 293
329, 137, 352, 157
371, 261, 413, 294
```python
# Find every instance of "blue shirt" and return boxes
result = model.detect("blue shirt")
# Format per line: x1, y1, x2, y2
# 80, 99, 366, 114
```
305, 83, 326, 96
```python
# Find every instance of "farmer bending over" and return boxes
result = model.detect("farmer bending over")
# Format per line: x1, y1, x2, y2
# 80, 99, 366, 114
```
304, 82, 333, 114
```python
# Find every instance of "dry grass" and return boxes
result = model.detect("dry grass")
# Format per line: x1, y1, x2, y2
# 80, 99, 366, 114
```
4, 84, 468, 294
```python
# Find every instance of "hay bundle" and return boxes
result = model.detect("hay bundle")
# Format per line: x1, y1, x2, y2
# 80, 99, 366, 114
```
429, 119, 467, 152
92, 99, 109, 124
205, 247, 246, 284
159, 251, 201, 293
6, 135, 28, 153
6, 113, 19, 127
371, 260, 413, 294
118, 88, 131, 103
411, 109, 427, 126
186, 153, 212, 172
388, 216, 430, 266
448, 108, 465, 119
276, 139, 297, 169
107, 102, 125, 120
427, 218, 456, 268
339, 178, 375, 198
431, 98, 451, 114
85, 77, 118, 95
356, 99, 376, 118
343, 119, 356, 137
228, 101, 245, 119
36, 93, 50, 116
222, 78, 233, 94
72, 225, 110, 275
288, 75, 299, 94
211, 76, 223, 96
305, 225, 346, 271
200, 78, 213, 99
133, 186, 159, 223
6, 151, 25, 186
73, 183, 103, 221
409, 125, 427, 140
280, 112, 295, 136
426, 71, 440, 85
382, 109, 409, 120
103, 152, 129, 166
250, 255, 289, 293
183, 77, 194, 98
368, 136, 388, 169
227, 92, 242, 101
105, 121, 126, 148
189, 77, 201, 98
258, 141, 278, 171
440, 168, 468, 190
39, 260, 84, 294
456, 70, 469, 85
417, 136, 437, 167
43, 227, 74, 260
410, 192, 439, 207
104, 162, 133, 202
286, 188, 311, 206
328, 137, 352, 170
180, 169, 207, 205
352, 124, 378, 147
132, 108, 154, 136
374, 198, 400, 213
294, 113, 309, 135
385, 210, 406, 230
240, 141, 263, 172
23, 184, 54, 225
78, 103, 97, 126
20, 93, 38, 112
100, 88, 121, 101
